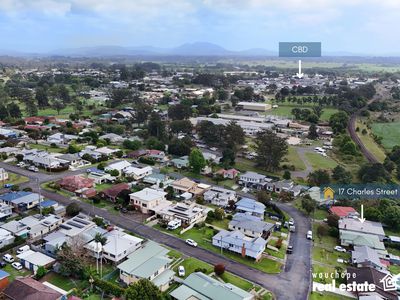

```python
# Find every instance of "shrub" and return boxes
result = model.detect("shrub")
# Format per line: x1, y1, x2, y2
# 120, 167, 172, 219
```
214, 263, 225, 276
94, 278, 125, 297
275, 238, 283, 249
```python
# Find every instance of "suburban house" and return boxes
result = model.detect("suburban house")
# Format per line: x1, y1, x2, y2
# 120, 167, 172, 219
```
340, 231, 387, 256
0, 191, 42, 212
203, 186, 237, 207
99, 133, 125, 144
3, 277, 63, 300
143, 173, 173, 187
215, 168, 239, 179
170, 272, 254, 300
329, 206, 360, 219
57, 175, 95, 192
238, 171, 268, 189
265, 180, 302, 196
229, 213, 274, 239
85, 229, 143, 263
346, 267, 398, 300
169, 156, 189, 169
57, 153, 85, 168
104, 160, 132, 174
96, 146, 120, 157
0, 203, 12, 220
129, 188, 168, 214
100, 183, 130, 202
351, 245, 386, 271
212, 230, 267, 261
171, 178, 210, 196
235, 198, 265, 220
146, 149, 167, 162
17, 250, 56, 274
23, 151, 70, 169
339, 219, 385, 241
0, 228, 14, 248
87, 168, 115, 184
123, 165, 153, 180
117, 241, 174, 292
79, 146, 103, 160
159, 202, 207, 226
47, 132, 78, 145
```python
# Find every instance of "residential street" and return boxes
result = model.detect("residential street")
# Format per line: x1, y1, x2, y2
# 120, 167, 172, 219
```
0, 163, 312, 300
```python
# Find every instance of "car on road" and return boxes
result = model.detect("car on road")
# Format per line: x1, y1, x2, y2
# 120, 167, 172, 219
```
306, 230, 313, 240
11, 262, 23, 270
287, 245, 293, 254
3, 254, 14, 263
28, 166, 39, 172
334, 246, 347, 253
178, 265, 185, 277
185, 239, 198, 247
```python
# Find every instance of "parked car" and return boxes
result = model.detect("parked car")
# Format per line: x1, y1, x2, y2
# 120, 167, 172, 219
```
28, 166, 39, 172
306, 230, 313, 240
289, 225, 296, 233
3, 184, 13, 188
288, 218, 294, 226
0, 261, 6, 268
185, 239, 198, 247
11, 262, 22, 270
178, 265, 185, 277
2, 254, 14, 263
16, 245, 30, 255
334, 246, 347, 253
287, 245, 293, 254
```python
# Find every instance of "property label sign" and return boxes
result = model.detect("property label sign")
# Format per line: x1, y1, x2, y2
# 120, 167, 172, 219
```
279, 42, 321, 57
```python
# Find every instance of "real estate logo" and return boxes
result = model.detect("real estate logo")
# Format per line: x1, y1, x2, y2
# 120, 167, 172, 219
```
322, 186, 334, 200
380, 274, 397, 291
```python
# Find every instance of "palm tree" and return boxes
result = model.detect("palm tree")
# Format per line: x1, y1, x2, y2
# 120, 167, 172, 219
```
94, 233, 107, 246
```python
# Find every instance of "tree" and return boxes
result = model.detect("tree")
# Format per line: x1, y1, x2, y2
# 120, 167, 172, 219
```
169, 120, 193, 134
52, 100, 65, 115
256, 191, 271, 205
214, 208, 225, 220
123, 139, 142, 151
94, 232, 107, 246
301, 196, 317, 215
25, 100, 38, 117
35, 266, 46, 279
147, 112, 166, 139
326, 214, 340, 227
332, 165, 352, 184
214, 263, 225, 276
308, 169, 331, 186
7, 103, 21, 118
35, 87, 49, 107
168, 103, 192, 120
364, 207, 382, 222
329, 112, 349, 134
308, 123, 318, 140
283, 170, 291, 180
189, 148, 206, 174
317, 224, 329, 239
358, 163, 391, 183
382, 206, 400, 230
125, 279, 161, 300
66, 202, 81, 217
255, 130, 288, 172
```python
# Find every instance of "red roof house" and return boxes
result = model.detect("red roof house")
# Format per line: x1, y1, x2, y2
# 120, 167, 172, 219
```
100, 183, 130, 202
57, 175, 95, 192
216, 168, 240, 179
329, 206, 359, 218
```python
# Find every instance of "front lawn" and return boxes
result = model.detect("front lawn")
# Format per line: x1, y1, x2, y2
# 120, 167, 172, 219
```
305, 152, 338, 170
313, 246, 350, 267
218, 272, 253, 291
41, 272, 89, 291
208, 218, 230, 230
5, 172, 29, 186
2, 263, 31, 282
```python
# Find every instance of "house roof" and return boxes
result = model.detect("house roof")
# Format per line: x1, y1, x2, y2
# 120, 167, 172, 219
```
170, 272, 253, 300
130, 188, 166, 202
172, 177, 197, 190
17, 250, 55, 266
58, 175, 94, 190
213, 230, 267, 252
117, 241, 171, 278
329, 206, 358, 217
340, 231, 386, 250
339, 218, 385, 237
230, 213, 274, 234
352, 245, 384, 269
102, 183, 130, 198
3, 277, 62, 300
236, 198, 265, 214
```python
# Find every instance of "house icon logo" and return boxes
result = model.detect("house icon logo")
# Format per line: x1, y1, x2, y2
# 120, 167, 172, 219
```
380, 274, 397, 291
323, 187, 334, 200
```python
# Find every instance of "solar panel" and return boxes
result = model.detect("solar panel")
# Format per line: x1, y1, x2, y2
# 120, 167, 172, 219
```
60, 224, 72, 230
73, 218, 90, 225
67, 221, 84, 229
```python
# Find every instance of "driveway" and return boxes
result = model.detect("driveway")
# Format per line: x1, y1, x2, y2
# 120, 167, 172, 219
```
291, 146, 314, 178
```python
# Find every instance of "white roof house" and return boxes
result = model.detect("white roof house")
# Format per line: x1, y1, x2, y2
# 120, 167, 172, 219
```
123, 165, 153, 180
105, 160, 131, 173
17, 250, 56, 274
130, 188, 168, 214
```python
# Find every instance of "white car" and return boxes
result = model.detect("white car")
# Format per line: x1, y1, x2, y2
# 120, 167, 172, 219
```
185, 239, 198, 247
2, 254, 14, 263
334, 246, 347, 253
306, 230, 313, 240
11, 262, 22, 270
178, 265, 185, 277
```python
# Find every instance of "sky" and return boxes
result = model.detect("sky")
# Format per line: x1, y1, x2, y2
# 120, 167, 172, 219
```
0, 0, 399, 55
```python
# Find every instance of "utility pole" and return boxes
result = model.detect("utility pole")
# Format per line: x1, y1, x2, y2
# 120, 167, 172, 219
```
37, 178, 42, 217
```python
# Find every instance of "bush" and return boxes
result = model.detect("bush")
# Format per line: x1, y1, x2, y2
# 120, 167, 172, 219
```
66, 203, 81, 217
194, 268, 208, 274
35, 266, 47, 279
94, 278, 125, 297
214, 263, 225, 276
329, 227, 339, 238
227, 214, 233, 220
275, 238, 283, 249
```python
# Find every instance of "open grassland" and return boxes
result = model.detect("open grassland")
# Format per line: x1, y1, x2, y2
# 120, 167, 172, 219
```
355, 120, 386, 162
371, 122, 400, 151
304, 152, 337, 170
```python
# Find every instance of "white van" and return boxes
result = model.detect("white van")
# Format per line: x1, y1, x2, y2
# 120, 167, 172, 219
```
167, 219, 182, 230
16, 245, 30, 254
306, 230, 313, 240
3, 254, 14, 263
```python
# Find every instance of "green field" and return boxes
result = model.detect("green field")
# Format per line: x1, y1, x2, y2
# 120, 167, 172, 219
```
266, 100, 338, 122
304, 152, 338, 170
371, 122, 400, 150
5, 172, 29, 186
355, 120, 386, 162
284, 146, 306, 171
310, 292, 354, 300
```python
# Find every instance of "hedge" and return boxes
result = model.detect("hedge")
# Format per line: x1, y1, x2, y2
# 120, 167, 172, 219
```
93, 278, 125, 297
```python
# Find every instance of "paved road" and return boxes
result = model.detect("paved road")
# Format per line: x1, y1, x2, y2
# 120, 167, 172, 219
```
1, 163, 312, 300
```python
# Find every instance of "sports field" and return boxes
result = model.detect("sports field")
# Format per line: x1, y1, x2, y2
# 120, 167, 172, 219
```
371, 122, 400, 150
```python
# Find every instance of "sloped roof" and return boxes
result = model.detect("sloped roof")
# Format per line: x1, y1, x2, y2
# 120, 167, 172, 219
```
3, 277, 62, 300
